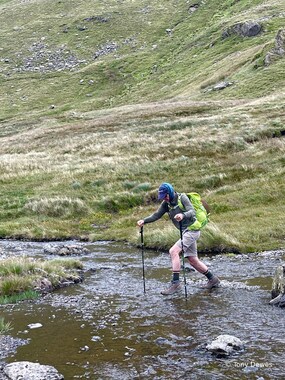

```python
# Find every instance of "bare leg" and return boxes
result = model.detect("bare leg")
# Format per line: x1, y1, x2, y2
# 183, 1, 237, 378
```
160, 243, 183, 295
169, 243, 182, 272
187, 256, 220, 288
187, 256, 208, 274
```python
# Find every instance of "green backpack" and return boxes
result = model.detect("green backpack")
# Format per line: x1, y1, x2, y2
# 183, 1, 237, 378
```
178, 192, 210, 230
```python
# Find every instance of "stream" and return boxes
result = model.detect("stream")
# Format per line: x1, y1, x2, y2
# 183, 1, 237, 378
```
0, 240, 285, 380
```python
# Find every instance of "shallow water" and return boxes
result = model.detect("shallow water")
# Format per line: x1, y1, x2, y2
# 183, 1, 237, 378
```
1, 240, 285, 380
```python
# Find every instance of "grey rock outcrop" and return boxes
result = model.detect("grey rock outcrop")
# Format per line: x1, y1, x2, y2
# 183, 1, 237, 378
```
222, 21, 262, 38
94, 42, 119, 59
15, 42, 86, 73
264, 29, 285, 66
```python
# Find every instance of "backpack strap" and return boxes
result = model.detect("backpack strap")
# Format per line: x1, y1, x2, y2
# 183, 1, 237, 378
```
177, 193, 185, 211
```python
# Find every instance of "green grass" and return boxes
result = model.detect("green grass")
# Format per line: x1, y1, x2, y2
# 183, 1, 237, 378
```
1, 0, 284, 121
0, 0, 284, 253
0, 290, 39, 305
0, 257, 83, 303
0, 317, 12, 334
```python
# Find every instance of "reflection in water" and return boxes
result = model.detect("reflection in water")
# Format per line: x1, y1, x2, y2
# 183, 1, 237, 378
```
1, 240, 285, 379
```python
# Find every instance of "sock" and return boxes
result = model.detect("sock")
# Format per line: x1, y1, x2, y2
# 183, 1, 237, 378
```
172, 272, 180, 283
203, 270, 214, 280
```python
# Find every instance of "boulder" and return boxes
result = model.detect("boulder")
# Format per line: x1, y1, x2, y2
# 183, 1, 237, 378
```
222, 21, 262, 38
206, 334, 244, 357
270, 265, 285, 306
188, 4, 199, 13
213, 81, 234, 91
4, 362, 64, 380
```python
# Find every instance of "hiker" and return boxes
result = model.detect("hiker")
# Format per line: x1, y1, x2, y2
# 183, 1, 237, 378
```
137, 182, 220, 295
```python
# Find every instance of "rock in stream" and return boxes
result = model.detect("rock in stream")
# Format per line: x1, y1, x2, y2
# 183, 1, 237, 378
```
3, 361, 64, 380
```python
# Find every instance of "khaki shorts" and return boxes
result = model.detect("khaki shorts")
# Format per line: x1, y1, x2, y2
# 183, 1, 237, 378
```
176, 230, 200, 257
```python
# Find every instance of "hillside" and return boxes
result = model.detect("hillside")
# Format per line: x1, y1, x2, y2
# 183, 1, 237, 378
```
0, 0, 284, 253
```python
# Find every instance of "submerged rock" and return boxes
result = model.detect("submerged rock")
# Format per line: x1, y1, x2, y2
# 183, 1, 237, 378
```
43, 244, 90, 256
206, 334, 244, 357
3, 362, 64, 380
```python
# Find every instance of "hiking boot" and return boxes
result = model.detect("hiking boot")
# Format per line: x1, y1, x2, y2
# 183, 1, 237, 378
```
202, 276, 220, 289
161, 281, 182, 295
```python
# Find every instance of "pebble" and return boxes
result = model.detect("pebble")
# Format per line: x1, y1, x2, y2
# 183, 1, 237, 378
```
27, 323, 43, 329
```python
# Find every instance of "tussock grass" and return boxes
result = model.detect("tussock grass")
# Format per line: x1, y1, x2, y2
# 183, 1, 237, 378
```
0, 99, 284, 251
0, 317, 12, 334
96, 192, 144, 213
139, 224, 179, 252
128, 219, 242, 253
24, 197, 89, 217
198, 223, 242, 253
0, 257, 83, 303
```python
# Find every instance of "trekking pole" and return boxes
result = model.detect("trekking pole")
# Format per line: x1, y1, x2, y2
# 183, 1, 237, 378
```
140, 226, 146, 294
179, 222, 188, 300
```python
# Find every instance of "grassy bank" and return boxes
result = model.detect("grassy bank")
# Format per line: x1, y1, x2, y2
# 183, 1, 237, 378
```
0, 0, 284, 253
0, 257, 83, 304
